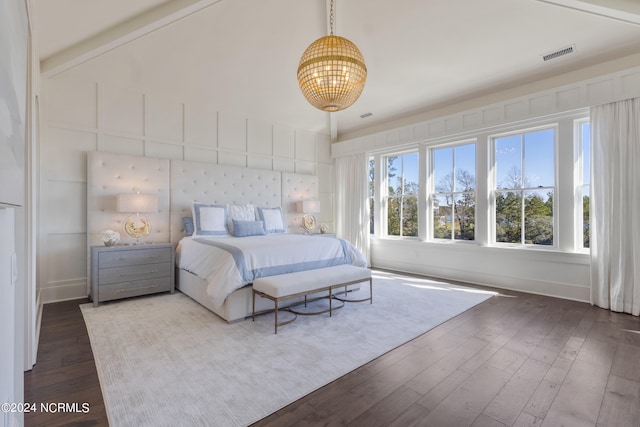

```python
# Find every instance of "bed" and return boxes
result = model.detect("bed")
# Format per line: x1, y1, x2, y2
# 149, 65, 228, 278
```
87, 152, 367, 323
169, 159, 368, 322
176, 233, 367, 320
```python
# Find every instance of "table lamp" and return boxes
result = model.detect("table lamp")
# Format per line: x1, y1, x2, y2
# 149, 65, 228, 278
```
117, 193, 158, 244
297, 200, 320, 233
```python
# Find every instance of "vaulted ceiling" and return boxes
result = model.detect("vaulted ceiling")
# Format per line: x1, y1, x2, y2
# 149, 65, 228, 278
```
33, 0, 640, 140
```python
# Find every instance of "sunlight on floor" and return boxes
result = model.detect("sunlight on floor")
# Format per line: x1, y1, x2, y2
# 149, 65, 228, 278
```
371, 270, 498, 297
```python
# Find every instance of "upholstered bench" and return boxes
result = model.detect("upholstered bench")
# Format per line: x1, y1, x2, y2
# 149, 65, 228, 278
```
252, 264, 372, 333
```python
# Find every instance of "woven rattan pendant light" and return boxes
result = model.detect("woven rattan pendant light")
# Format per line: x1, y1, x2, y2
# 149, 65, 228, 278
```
297, 0, 367, 112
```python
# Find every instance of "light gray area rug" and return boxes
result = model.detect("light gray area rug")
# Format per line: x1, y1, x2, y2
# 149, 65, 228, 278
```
80, 270, 495, 427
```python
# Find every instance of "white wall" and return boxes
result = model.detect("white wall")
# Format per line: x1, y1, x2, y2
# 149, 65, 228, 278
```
1, 0, 29, 426
0, 210, 17, 427
39, 59, 334, 304
334, 57, 640, 302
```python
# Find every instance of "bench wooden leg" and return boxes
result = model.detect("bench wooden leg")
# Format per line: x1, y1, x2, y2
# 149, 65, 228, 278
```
329, 289, 332, 317
252, 290, 256, 321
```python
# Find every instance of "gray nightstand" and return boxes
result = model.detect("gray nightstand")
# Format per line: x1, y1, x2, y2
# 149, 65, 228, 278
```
90, 243, 175, 306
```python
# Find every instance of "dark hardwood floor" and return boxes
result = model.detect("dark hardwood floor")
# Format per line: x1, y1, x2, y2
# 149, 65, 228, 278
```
24, 298, 108, 427
24, 279, 640, 427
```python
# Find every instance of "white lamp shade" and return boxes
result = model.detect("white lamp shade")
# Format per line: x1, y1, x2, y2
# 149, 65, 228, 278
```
297, 200, 320, 213
117, 193, 158, 213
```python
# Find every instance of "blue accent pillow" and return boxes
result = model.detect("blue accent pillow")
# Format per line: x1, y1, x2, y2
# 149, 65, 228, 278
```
232, 220, 266, 237
182, 217, 194, 236
257, 207, 286, 234
192, 202, 229, 236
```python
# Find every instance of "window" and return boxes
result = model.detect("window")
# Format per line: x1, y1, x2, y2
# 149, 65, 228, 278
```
385, 152, 418, 237
494, 128, 555, 246
369, 157, 375, 234
371, 114, 586, 252
578, 120, 590, 248
433, 143, 476, 241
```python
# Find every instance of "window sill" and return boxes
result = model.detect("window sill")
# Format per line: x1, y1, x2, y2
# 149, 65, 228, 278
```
371, 237, 590, 264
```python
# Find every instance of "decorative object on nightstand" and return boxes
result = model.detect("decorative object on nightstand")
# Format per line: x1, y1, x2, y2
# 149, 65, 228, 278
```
90, 243, 174, 306
319, 223, 328, 234
117, 193, 158, 244
100, 229, 120, 246
297, 200, 320, 233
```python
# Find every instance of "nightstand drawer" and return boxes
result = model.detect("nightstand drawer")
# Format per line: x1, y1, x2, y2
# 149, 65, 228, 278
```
98, 277, 172, 302
99, 247, 172, 268
98, 262, 172, 285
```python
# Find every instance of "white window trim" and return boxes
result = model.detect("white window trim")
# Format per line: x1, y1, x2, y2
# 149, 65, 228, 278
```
368, 110, 589, 254
429, 139, 477, 243
381, 150, 419, 239
574, 118, 590, 252
490, 124, 558, 248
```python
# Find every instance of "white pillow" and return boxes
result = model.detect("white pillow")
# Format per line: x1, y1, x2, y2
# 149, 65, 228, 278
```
192, 202, 228, 236
257, 207, 285, 234
227, 204, 256, 235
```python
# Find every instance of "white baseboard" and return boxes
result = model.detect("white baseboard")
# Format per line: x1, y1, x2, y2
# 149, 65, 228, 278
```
34, 289, 43, 365
373, 258, 590, 302
40, 279, 88, 304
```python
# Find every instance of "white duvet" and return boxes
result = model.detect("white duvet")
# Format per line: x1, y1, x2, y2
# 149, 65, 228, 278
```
176, 234, 367, 308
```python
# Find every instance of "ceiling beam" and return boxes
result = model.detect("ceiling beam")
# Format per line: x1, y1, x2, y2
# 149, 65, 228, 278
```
534, 0, 640, 25
41, 0, 224, 77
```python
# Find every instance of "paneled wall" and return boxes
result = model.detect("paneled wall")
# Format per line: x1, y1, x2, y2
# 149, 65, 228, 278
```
40, 77, 333, 303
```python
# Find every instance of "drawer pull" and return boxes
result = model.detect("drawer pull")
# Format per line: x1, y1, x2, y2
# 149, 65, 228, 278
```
118, 254, 160, 261
118, 269, 159, 277
117, 284, 158, 293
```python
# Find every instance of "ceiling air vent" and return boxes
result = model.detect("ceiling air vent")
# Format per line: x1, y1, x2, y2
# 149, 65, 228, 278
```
542, 44, 575, 62
360, 112, 373, 118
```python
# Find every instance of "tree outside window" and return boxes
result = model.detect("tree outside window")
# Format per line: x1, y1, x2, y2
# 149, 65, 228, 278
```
579, 121, 590, 248
385, 153, 418, 237
433, 143, 476, 241
495, 129, 555, 246
368, 157, 375, 234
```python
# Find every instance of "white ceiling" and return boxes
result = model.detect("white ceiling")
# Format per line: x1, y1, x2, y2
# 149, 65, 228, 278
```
33, 0, 640, 140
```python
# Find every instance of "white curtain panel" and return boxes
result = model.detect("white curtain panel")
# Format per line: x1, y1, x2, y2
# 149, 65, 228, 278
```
335, 153, 370, 264
590, 97, 640, 316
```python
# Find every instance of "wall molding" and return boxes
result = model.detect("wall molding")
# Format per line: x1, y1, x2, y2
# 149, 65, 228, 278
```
333, 64, 640, 157
40, 79, 335, 304
376, 259, 590, 302
40, 279, 88, 303
370, 239, 591, 302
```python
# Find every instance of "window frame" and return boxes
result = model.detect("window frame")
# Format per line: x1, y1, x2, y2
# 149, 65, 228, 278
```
430, 140, 477, 243
368, 156, 375, 235
574, 118, 590, 251
491, 125, 558, 248
382, 150, 419, 238
369, 111, 588, 254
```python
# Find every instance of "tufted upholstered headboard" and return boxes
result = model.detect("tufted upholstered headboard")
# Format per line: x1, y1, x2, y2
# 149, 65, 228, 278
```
169, 161, 319, 244
87, 151, 320, 250
87, 151, 171, 247
169, 160, 282, 244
